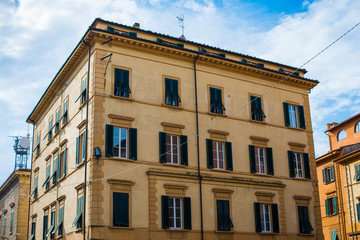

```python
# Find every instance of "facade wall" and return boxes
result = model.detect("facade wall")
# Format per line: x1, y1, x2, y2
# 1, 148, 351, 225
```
328, 117, 360, 151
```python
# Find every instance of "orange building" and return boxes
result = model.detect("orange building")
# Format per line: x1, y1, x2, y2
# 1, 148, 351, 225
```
316, 113, 360, 240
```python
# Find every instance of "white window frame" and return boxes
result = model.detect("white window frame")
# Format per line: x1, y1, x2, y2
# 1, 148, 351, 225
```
169, 197, 182, 229
294, 153, 303, 178
213, 141, 224, 170
288, 104, 298, 128
255, 147, 266, 174
260, 203, 271, 232
166, 134, 179, 164
113, 127, 128, 159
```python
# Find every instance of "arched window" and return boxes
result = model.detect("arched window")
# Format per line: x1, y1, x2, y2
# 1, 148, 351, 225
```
337, 130, 347, 141
355, 121, 360, 133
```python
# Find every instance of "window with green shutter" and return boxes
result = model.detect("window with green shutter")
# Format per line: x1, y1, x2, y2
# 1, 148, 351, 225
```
9, 207, 13, 234
46, 210, 55, 239
105, 125, 137, 160
72, 195, 83, 229
81, 76, 87, 104
254, 202, 279, 233
51, 156, 57, 184
250, 95, 266, 121
249, 146, 273, 175
30, 220, 36, 240
164, 78, 181, 107
161, 196, 192, 230
288, 151, 310, 179
43, 214, 48, 240
298, 206, 313, 234
54, 108, 60, 134
113, 192, 129, 227
283, 102, 306, 129
331, 229, 337, 240
34, 133, 40, 155
52, 206, 63, 236
354, 165, 360, 182
206, 139, 233, 171
325, 196, 337, 216
30, 175, 38, 199
114, 68, 131, 98
216, 200, 233, 231
2, 214, 6, 236
356, 203, 360, 222
209, 87, 225, 114
159, 132, 188, 166
61, 98, 68, 124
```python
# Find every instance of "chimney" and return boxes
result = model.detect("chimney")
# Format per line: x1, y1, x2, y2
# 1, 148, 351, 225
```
132, 23, 140, 28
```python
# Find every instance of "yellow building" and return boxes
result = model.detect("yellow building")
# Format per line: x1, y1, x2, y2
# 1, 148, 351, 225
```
26, 18, 322, 239
316, 113, 360, 240
0, 169, 30, 240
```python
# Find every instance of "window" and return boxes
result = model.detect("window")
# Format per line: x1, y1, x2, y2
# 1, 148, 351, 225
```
283, 102, 306, 129
331, 229, 338, 240
61, 99, 68, 125
209, 87, 226, 114
114, 68, 131, 98
42, 161, 51, 190
105, 125, 137, 160
207, 139, 233, 170
254, 203, 279, 233
354, 165, 360, 182
298, 206, 313, 234
356, 202, 360, 222
3, 213, 6, 236
72, 195, 83, 229
325, 196, 337, 216
50, 155, 58, 184
33, 133, 40, 156
52, 206, 63, 236
322, 165, 335, 184
43, 212, 48, 240
288, 151, 311, 179
76, 130, 87, 165
9, 206, 14, 234
113, 192, 129, 227
30, 218, 36, 240
249, 146, 274, 175
337, 130, 347, 141
161, 196, 191, 230
45, 209, 55, 239
81, 76, 87, 104
164, 78, 181, 107
250, 95, 266, 121
54, 108, 60, 134
159, 132, 188, 165
356, 121, 360, 133
48, 117, 53, 141
30, 175, 38, 199
216, 200, 233, 231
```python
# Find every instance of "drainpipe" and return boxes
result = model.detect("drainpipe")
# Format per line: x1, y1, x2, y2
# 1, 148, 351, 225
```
193, 51, 203, 240
345, 164, 355, 239
333, 161, 343, 239
26, 119, 35, 240
348, 163, 358, 237
82, 39, 91, 240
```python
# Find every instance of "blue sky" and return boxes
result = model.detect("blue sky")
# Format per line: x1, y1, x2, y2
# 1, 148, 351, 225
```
0, 0, 359, 184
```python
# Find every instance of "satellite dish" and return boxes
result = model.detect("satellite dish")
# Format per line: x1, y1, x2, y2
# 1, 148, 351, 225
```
19, 137, 30, 149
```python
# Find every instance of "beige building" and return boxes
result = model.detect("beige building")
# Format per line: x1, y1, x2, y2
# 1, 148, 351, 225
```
26, 18, 323, 239
0, 169, 30, 240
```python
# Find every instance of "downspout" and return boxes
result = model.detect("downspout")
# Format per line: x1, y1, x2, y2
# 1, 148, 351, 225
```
82, 39, 91, 240
349, 163, 358, 237
193, 51, 203, 240
345, 163, 355, 239
333, 161, 343, 239
26, 119, 35, 240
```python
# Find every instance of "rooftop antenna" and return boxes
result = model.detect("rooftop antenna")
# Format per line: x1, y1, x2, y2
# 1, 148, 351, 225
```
177, 14, 186, 40
8, 134, 31, 170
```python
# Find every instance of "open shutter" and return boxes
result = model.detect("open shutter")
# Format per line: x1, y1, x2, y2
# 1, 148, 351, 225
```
322, 169, 326, 184
325, 199, 329, 216
249, 145, 256, 173
298, 105, 306, 129
303, 153, 311, 179
52, 157, 57, 184
330, 165, 334, 182
266, 147, 274, 175
225, 142, 233, 171
357, 203, 360, 222
216, 200, 224, 231
113, 192, 129, 227
159, 132, 167, 163
250, 95, 256, 120
180, 135, 188, 166
333, 196, 337, 215
129, 128, 137, 160
272, 204, 279, 233
75, 136, 80, 164
288, 151, 295, 178
105, 124, 114, 157
63, 148, 67, 176
206, 139, 213, 169
283, 102, 290, 127
43, 215, 48, 240
57, 153, 61, 180
254, 202, 261, 232
161, 196, 169, 229
82, 130, 87, 162
183, 197, 192, 230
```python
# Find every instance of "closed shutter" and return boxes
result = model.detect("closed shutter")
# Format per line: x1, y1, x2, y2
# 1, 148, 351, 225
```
298, 105, 306, 129
225, 142, 233, 171
180, 135, 188, 166
114, 68, 130, 97
216, 200, 224, 231
75, 136, 80, 164
249, 145, 256, 173
43, 215, 48, 240
254, 202, 261, 233
82, 130, 87, 162
250, 95, 257, 120
325, 199, 329, 216
159, 132, 167, 163
283, 102, 290, 127
129, 128, 137, 160
164, 78, 171, 104
266, 147, 274, 175
113, 192, 129, 227
105, 124, 114, 157
52, 157, 57, 184
356, 203, 360, 222
333, 196, 337, 215
57, 153, 61, 180
271, 204, 279, 233
322, 169, 326, 184
288, 151, 295, 178
63, 148, 67, 176
207, 139, 213, 169
330, 165, 334, 182
183, 197, 192, 230
303, 153, 311, 179
161, 196, 169, 229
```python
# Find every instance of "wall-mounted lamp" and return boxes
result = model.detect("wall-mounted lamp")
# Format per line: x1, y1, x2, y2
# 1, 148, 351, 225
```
94, 147, 102, 163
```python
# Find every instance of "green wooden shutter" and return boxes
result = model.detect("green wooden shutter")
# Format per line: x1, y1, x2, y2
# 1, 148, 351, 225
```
63, 148, 67, 176
254, 202, 261, 232
52, 157, 57, 184
114, 68, 121, 96
225, 142, 233, 171
82, 130, 87, 162
298, 105, 306, 129
330, 165, 334, 182
271, 204, 279, 233
164, 78, 171, 104
113, 192, 129, 227
180, 135, 188, 166
250, 95, 257, 120
173, 79, 180, 106
43, 215, 48, 240
129, 128, 137, 160
10, 209, 13, 233
266, 147, 274, 175
303, 153, 311, 179
333, 196, 337, 215
249, 145, 256, 173
159, 132, 167, 163
288, 151, 295, 178
57, 153, 61, 180
322, 169, 326, 184
216, 200, 224, 231
183, 197, 192, 230
325, 199, 329, 216
206, 139, 213, 169
161, 196, 169, 229
356, 203, 360, 222
105, 124, 114, 157
75, 136, 80, 164
283, 102, 290, 127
